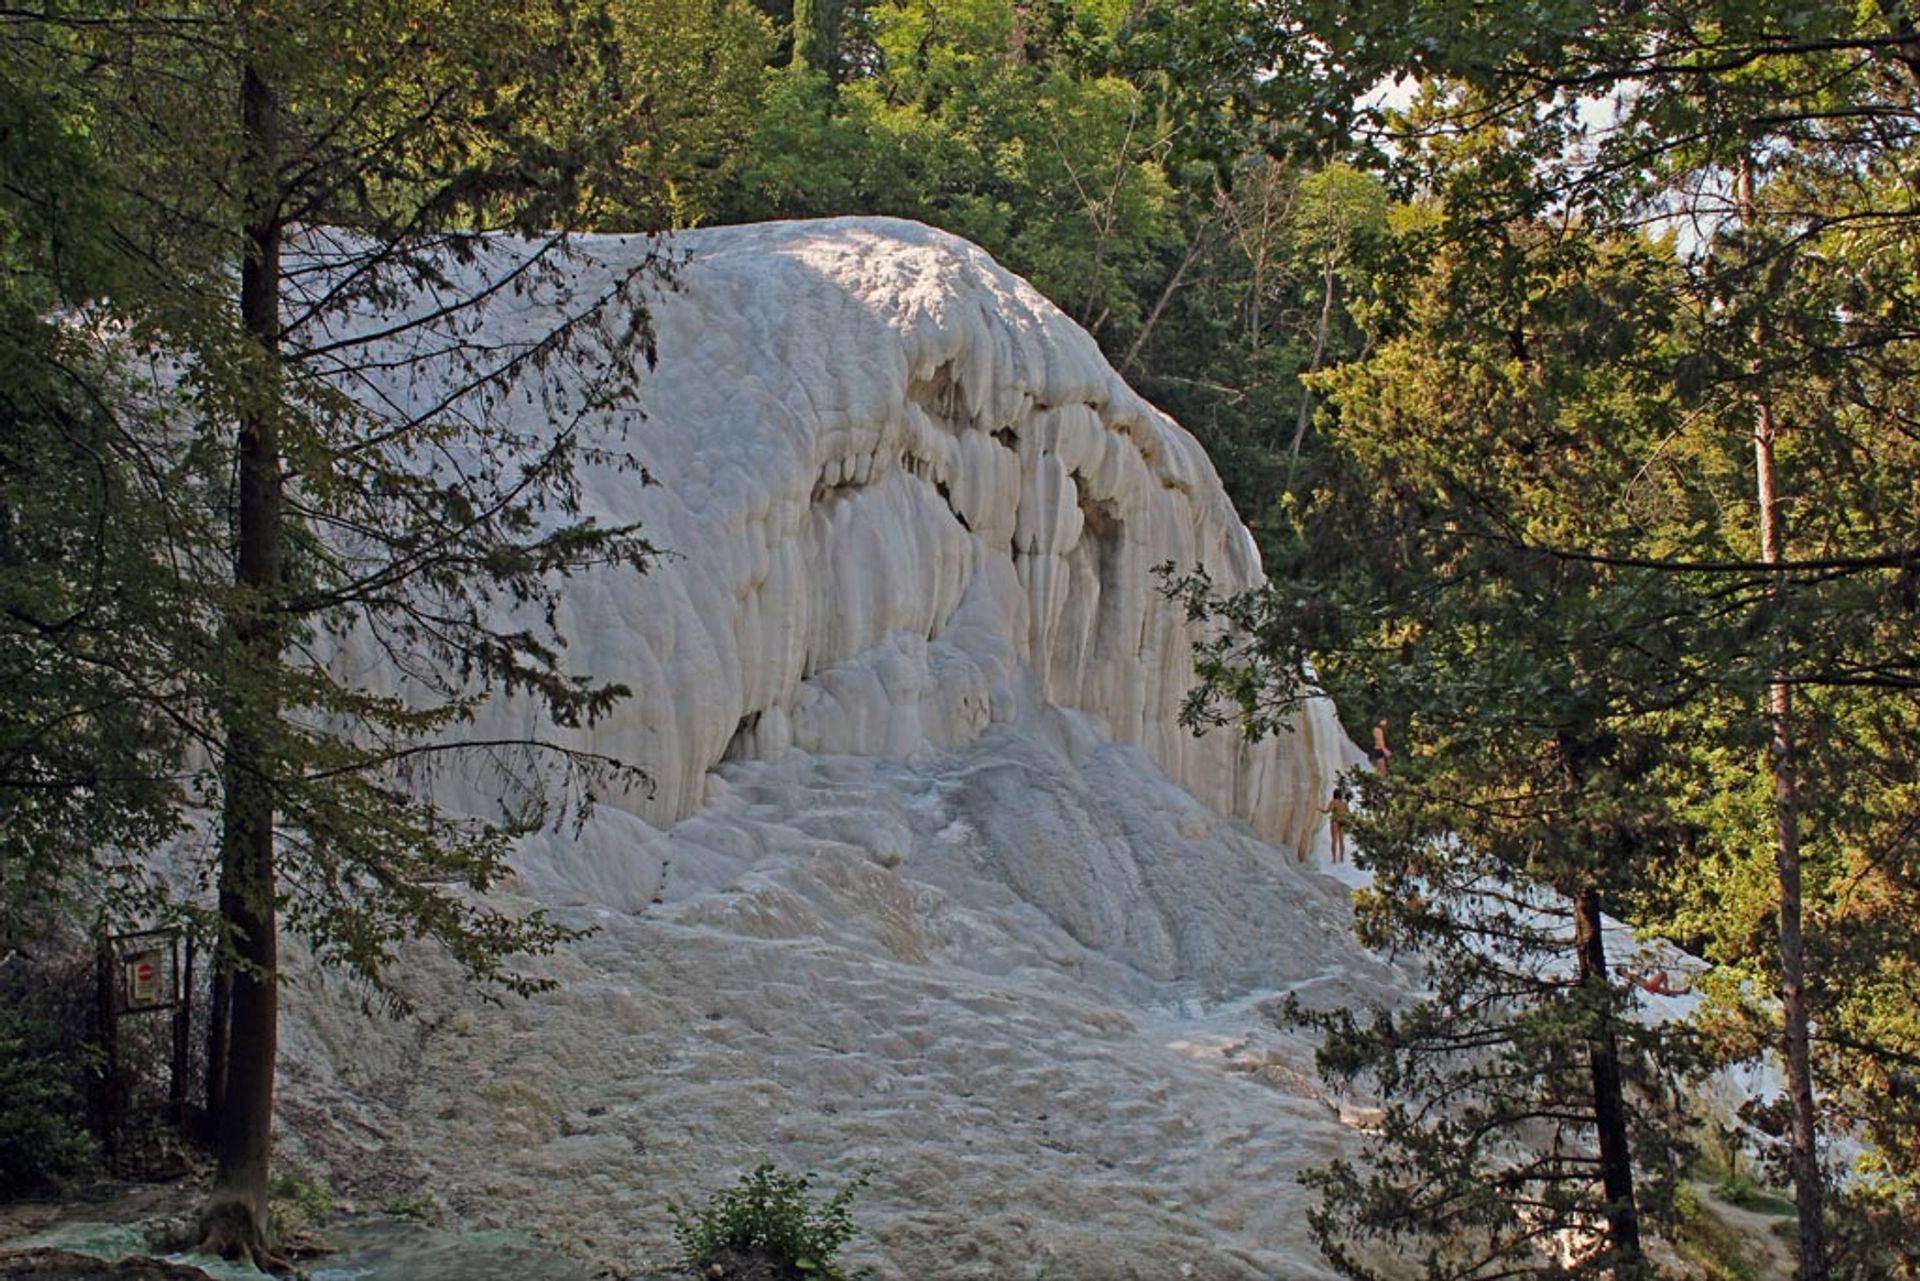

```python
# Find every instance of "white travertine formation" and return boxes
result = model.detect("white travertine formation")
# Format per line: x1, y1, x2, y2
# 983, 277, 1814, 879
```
281, 219, 1393, 1280
419, 217, 1343, 859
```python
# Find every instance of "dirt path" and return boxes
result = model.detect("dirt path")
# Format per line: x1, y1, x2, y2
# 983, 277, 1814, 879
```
1690, 1180, 1797, 1281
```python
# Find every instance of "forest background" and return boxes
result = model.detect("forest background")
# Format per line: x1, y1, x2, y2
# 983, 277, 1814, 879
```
4, 1, 1918, 1279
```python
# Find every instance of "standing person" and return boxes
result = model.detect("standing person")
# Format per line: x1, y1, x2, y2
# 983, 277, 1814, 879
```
1323, 783, 1351, 863
1369, 718, 1393, 775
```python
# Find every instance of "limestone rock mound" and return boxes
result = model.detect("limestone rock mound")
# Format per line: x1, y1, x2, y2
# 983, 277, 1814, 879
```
283, 219, 1394, 1281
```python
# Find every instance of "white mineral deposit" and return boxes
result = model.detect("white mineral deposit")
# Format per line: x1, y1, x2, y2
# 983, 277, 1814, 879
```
277, 219, 1400, 1281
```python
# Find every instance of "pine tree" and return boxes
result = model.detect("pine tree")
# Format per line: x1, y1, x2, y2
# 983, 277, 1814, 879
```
1151, 3, 1920, 1269
4, 3, 668, 1259
0, 59, 199, 937
1173, 221, 1710, 1279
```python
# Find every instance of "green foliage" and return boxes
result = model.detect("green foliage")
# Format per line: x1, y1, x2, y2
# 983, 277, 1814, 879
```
790, 0, 851, 81
600, 0, 777, 226
1175, 198, 1744, 1281
1669, 1184, 1758, 1281
2, 7, 678, 1246
0, 1008, 98, 1198
1274, 747, 1706, 1281
1157, 0, 1920, 1269
1716, 1178, 1794, 1221
1828, 1180, 1920, 1281
1294, 984, 1695, 1280
671, 1165, 871, 1280
0, 331, 198, 937
380, 1192, 437, 1223
268, 1168, 334, 1239
269, 1170, 332, 1214
716, 0, 1181, 347
0, 41, 198, 938
0, 0, 670, 981
1127, 157, 1389, 529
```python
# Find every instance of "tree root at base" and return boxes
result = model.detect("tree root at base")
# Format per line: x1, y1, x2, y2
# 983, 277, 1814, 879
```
195, 1199, 292, 1275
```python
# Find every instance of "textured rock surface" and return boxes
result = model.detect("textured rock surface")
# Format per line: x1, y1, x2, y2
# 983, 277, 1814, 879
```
403, 217, 1348, 872
280, 219, 1398, 1281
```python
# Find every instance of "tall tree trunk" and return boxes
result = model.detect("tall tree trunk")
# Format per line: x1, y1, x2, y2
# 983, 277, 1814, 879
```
1118, 200, 1216, 376
198, 61, 286, 1270
1573, 886, 1644, 1279
1756, 391, 1823, 1279
1739, 156, 1825, 1281
204, 902, 231, 1137
1286, 241, 1338, 460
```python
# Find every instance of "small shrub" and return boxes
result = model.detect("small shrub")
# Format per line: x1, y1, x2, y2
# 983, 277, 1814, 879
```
0, 1008, 98, 1197
1694, 1146, 1797, 1218
382, 1191, 436, 1222
1717, 1174, 1796, 1218
269, 1168, 334, 1239
671, 1164, 870, 1280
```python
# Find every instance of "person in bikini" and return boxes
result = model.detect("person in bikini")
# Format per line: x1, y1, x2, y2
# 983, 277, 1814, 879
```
1368, 718, 1393, 775
1322, 783, 1351, 863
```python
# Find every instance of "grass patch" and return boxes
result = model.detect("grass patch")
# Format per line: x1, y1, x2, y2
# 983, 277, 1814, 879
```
1673, 1183, 1760, 1281
1692, 1151, 1798, 1219
1726, 1185, 1798, 1218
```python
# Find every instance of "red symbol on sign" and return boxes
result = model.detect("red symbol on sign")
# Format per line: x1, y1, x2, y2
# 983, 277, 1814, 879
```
126, 950, 164, 1006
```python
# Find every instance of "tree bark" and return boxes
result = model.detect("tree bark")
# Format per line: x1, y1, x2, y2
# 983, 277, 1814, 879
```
1284, 239, 1338, 465
1573, 886, 1644, 1279
1739, 154, 1825, 1281
1757, 390, 1824, 1280
204, 899, 232, 1137
199, 60, 286, 1270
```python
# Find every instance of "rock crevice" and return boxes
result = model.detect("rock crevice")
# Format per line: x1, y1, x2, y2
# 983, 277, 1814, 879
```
347, 216, 1344, 873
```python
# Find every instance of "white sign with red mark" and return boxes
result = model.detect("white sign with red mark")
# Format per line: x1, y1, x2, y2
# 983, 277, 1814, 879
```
125, 950, 163, 1007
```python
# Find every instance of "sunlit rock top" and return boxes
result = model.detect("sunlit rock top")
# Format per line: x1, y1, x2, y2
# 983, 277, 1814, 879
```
291, 218, 1378, 1278
338, 216, 1345, 860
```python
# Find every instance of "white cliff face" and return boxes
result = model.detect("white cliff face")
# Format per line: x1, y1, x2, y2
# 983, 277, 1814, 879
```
428, 217, 1344, 869
282, 219, 1395, 1281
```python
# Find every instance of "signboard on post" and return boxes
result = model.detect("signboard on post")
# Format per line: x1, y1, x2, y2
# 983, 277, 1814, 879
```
97, 927, 194, 1173
124, 949, 167, 1010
